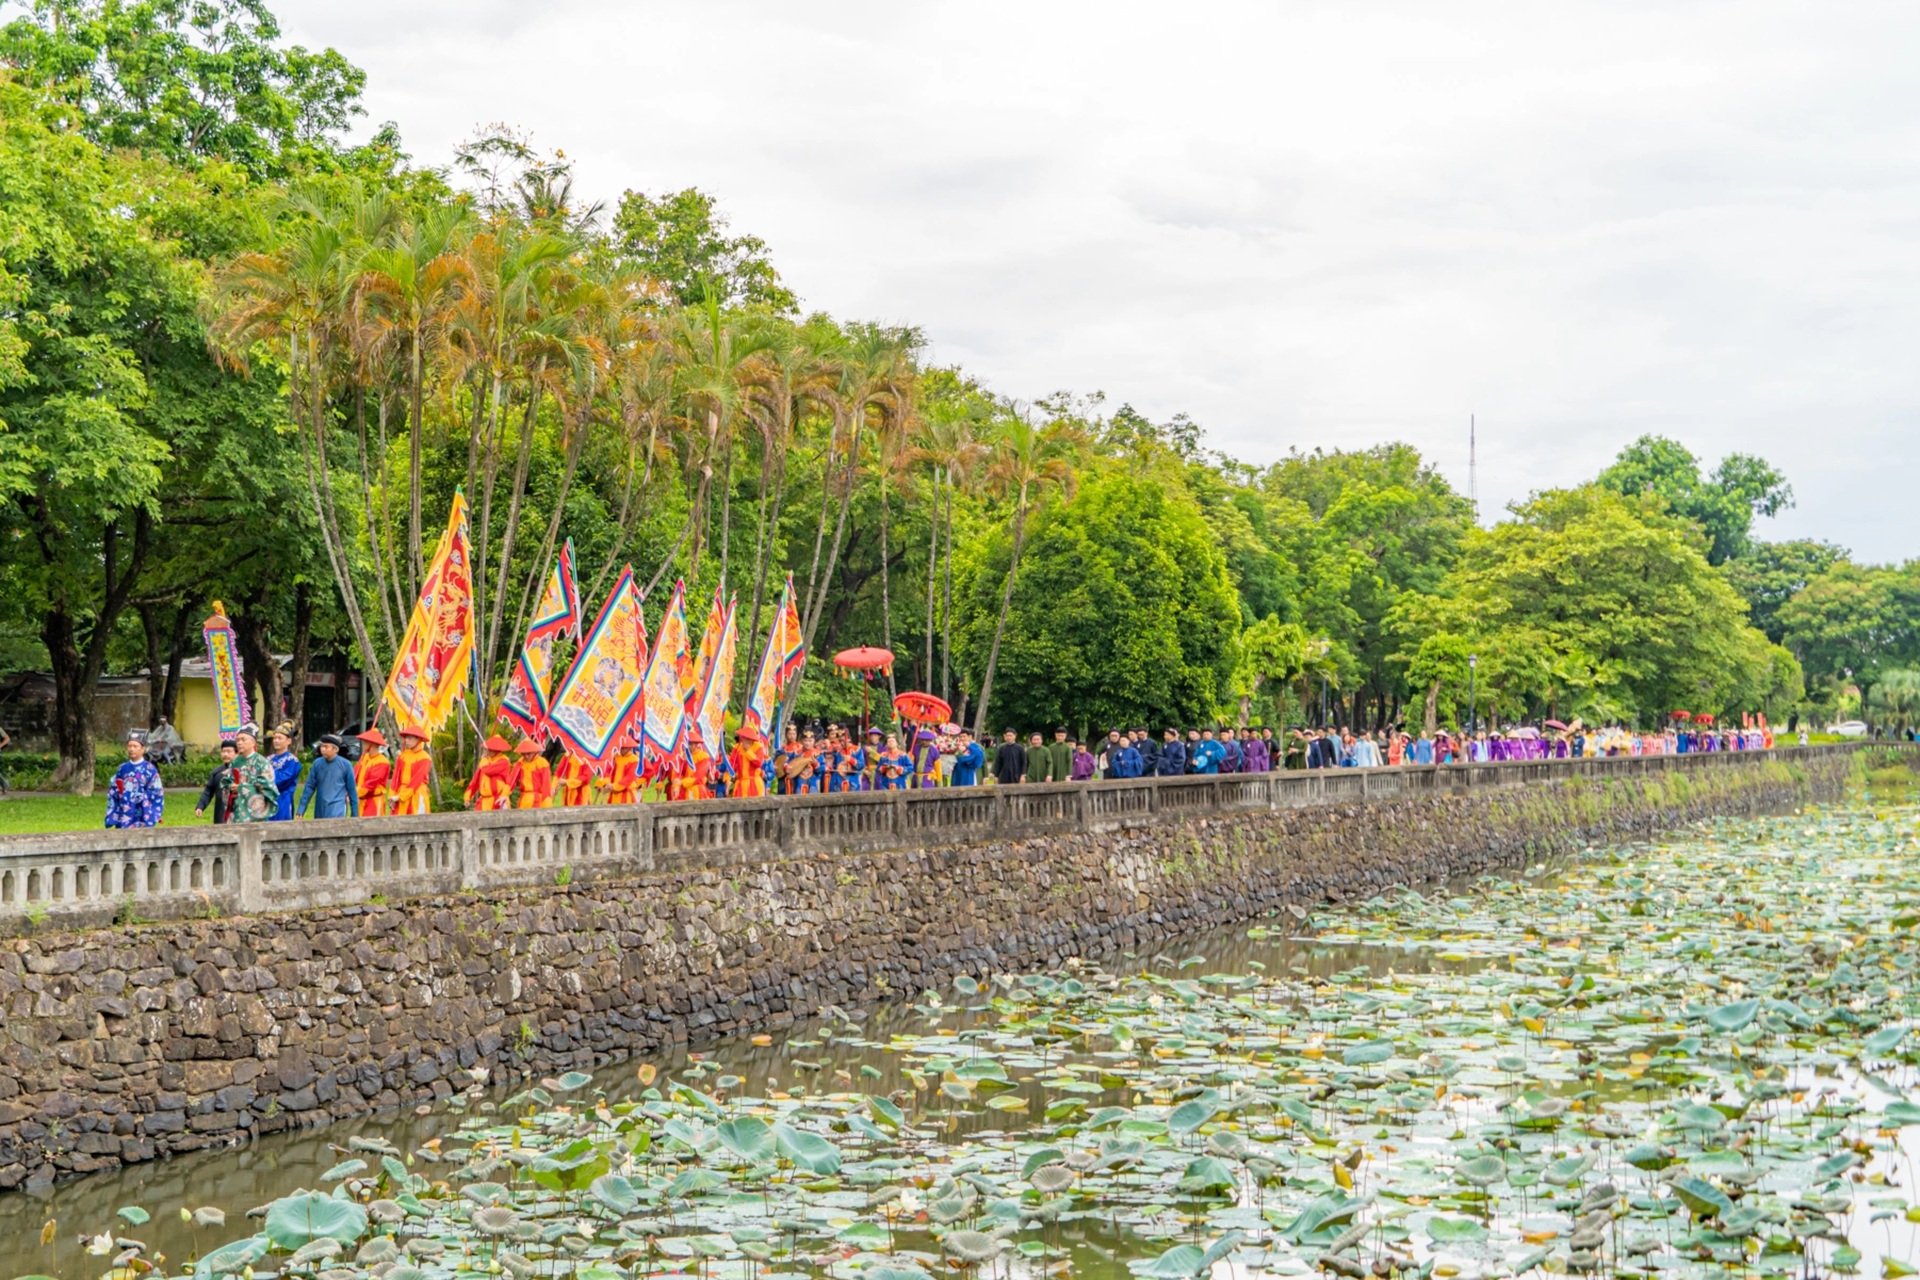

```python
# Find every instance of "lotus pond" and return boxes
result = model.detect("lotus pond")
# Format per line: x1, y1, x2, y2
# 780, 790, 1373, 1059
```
12, 791, 1920, 1280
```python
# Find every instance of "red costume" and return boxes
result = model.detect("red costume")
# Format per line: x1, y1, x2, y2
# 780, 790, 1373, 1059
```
390, 734, 434, 815
465, 735, 514, 812
554, 752, 595, 806
514, 740, 553, 808
355, 729, 392, 817
729, 729, 768, 798
605, 752, 640, 805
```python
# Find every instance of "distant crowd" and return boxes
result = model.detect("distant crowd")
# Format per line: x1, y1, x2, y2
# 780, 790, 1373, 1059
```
98, 715, 1788, 828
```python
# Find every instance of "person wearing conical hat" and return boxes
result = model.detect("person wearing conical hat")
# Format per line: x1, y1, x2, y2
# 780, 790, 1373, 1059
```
605, 744, 641, 805
465, 734, 515, 811
355, 729, 392, 816
513, 738, 553, 809
554, 747, 594, 807
390, 727, 434, 815
729, 723, 768, 798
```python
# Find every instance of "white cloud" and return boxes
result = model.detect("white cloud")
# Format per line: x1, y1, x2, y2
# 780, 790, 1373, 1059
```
280, 0, 1920, 560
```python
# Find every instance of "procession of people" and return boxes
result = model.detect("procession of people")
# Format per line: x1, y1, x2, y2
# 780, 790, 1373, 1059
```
103, 706, 1784, 829
102, 515, 1782, 830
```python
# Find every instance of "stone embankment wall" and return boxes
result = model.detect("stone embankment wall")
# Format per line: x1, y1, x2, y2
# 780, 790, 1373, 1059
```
0, 749, 1858, 1190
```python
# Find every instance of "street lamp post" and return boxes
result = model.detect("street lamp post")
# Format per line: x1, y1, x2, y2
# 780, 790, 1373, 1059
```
1466, 653, 1479, 745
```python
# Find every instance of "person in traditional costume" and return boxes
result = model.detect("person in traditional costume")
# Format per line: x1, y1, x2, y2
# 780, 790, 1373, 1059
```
297, 734, 359, 818
355, 729, 392, 816
729, 724, 769, 798
1218, 728, 1243, 774
105, 730, 165, 828
1069, 738, 1096, 782
913, 727, 941, 787
228, 725, 281, 823
465, 735, 515, 811
390, 729, 435, 815
950, 729, 985, 786
554, 749, 595, 806
606, 746, 641, 804
825, 726, 861, 792
268, 722, 302, 821
875, 734, 913, 790
194, 740, 238, 823
671, 744, 717, 802
514, 739, 553, 808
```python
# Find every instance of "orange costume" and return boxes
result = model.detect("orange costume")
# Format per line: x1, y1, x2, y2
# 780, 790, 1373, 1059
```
514, 740, 553, 808
729, 728, 768, 798
605, 751, 641, 805
390, 735, 434, 815
355, 730, 392, 817
554, 752, 595, 806
465, 735, 515, 811
669, 747, 715, 802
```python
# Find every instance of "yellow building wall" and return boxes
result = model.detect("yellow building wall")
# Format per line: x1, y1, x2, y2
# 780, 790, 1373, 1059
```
176, 679, 223, 749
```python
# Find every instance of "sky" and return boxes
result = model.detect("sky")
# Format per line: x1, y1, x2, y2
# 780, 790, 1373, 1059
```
275, 0, 1920, 562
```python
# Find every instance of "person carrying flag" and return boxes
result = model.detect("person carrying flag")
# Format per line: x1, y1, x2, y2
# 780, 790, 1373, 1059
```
514, 739, 553, 807
730, 724, 769, 797
554, 749, 595, 806
606, 745, 641, 804
355, 729, 393, 816
391, 729, 435, 814
465, 735, 515, 811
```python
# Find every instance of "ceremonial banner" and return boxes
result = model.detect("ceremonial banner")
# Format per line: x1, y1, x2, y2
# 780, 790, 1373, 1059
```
202, 602, 251, 736
687, 587, 727, 721
745, 574, 806, 737
640, 580, 693, 764
500, 541, 582, 739
547, 566, 649, 771
690, 594, 737, 757
382, 492, 478, 736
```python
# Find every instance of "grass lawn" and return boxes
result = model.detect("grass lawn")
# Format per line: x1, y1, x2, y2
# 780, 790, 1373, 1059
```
0, 790, 213, 835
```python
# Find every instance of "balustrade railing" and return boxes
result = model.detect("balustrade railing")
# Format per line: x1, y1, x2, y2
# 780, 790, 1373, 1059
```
0, 743, 1884, 929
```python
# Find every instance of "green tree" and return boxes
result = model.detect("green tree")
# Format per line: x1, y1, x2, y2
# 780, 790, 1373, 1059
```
964, 409, 1079, 733
958, 469, 1240, 733
1721, 538, 1847, 644
1777, 560, 1920, 717
1596, 434, 1792, 564
1395, 486, 1792, 725
1261, 444, 1474, 729
612, 187, 796, 312
0, 0, 367, 178
0, 80, 292, 787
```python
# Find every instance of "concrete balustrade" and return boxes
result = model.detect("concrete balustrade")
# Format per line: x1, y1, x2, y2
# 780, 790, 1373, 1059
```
0, 743, 1880, 931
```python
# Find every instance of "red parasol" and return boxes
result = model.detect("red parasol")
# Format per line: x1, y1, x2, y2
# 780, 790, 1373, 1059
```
1671, 710, 1692, 721
832, 646, 895, 676
893, 690, 952, 725
1694, 713, 1715, 725
831, 646, 895, 735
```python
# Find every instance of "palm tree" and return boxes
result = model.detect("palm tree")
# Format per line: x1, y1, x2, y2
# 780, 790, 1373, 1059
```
800, 323, 918, 652
908, 394, 989, 701
207, 185, 391, 707
442, 220, 573, 692
358, 202, 470, 597
738, 317, 835, 681
668, 296, 767, 591
969, 410, 1078, 736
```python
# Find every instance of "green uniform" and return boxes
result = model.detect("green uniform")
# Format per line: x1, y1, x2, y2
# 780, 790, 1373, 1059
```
1049, 740, 1073, 781
1024, 744, 1052, 783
